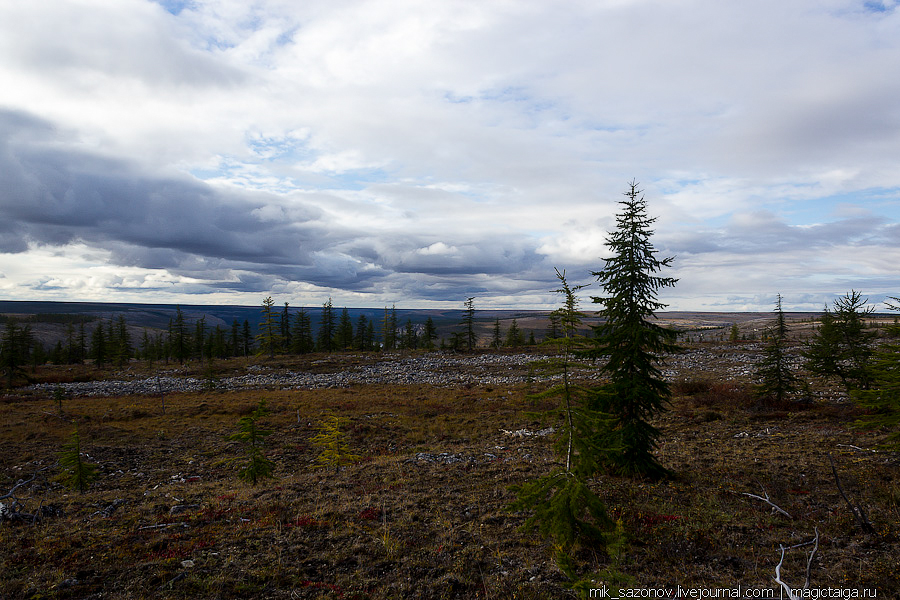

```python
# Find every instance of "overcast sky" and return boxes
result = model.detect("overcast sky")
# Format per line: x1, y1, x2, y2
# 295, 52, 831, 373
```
1, 0, 899, 312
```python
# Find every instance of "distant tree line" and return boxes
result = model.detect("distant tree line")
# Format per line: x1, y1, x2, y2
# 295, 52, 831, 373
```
0, 295, 580, 381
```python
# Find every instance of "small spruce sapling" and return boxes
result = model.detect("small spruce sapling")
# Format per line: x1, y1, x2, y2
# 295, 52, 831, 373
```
229, 400, 275, 485
510, 269, 615, 581
58, 428, 99, 493
311, 415, 360, 471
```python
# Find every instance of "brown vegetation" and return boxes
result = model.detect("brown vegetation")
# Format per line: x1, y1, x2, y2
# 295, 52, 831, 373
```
1, 346, 898, 598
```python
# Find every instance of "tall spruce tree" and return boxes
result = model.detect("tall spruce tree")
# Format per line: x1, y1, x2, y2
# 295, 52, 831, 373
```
462, 297, 476, 351
354, 314, 370, 350
853, 297, 900, 449
257, 297, 281, 357
422, 317, 437, 350
401, 318, 417, 349
1, 318, 26, 388
505, 319, 522, 347
337, 308, 354, 350
317, 298, 336, 352
491, 318, 503, 349
91, 321, 107, 366
280, 302, 292, 352
291, 308, 315, 354
171, 307, 189, 364
589, 181, 678, 479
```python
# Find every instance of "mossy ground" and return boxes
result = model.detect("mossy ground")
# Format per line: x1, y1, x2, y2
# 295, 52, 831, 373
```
1, 348, 897, 599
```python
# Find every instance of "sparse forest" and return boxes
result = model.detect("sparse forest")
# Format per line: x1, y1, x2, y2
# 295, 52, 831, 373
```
1, 186, 898, 599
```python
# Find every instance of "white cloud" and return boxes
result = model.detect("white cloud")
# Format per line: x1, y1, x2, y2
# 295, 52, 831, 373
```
0, 0, 899, 310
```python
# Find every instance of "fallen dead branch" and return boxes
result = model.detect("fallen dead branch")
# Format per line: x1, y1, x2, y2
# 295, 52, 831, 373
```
773, 527, 819, 600
828, 453, 876, 535
0, 464, 56, 525
741, 486, 791, 519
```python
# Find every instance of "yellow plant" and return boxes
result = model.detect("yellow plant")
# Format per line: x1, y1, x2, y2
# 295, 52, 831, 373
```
311, 415, 360, 471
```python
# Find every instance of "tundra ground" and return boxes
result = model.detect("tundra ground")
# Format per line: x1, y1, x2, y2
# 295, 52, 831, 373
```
1, 347, 897, 599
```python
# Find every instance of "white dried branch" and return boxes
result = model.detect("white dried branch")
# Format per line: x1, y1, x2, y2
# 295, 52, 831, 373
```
773, 545, 799, 600
836, 444, 874, 453
742, 487, 791, 519
773, 528, 819, 598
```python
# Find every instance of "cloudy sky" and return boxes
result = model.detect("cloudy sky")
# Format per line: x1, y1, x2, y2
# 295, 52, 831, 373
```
1, 0, 899, 312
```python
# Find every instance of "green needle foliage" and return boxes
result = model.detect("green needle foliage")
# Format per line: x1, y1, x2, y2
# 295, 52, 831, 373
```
854, 297, 900, 449
588, 181, 679, 479
229, 400, 275, 485
511, 472, 612, 580
803, 290, 876, 393
58, 428, 99, 493
755, 294, 801, 405
510, 269, 615, 581
311, 415, 360, 471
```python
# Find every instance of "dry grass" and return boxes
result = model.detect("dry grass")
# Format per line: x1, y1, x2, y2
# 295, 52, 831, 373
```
1, 351, 898, 599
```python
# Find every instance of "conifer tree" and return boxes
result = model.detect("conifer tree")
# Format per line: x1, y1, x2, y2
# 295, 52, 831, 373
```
462, 297, 476, 351
589, 181, 678, 479
491, 318, 503, 349
241, 319, 253, 356
854, 297, 900, 449
58, 428, 99, 493
257, 297, 282, 357
505, 319, 522, 347
1, 318, 26, 388
317, 298, 336, 352
380, 306, 397, 350
77, 320, 87, 364
231, 319, 240, 357
229, 401, 275, 485
311, 415, 360, 471
291, 308, 315, 354
401, 319, 417, 349
547, 313, 562, 340
171, 307, 189, 364
354, 314, 370, 350
280, 302, 292, 352
803, 291, 876, 393
510, 269, 614, 580
337, 308, 354, 350
365, 319, 376, 351
112, 315, 131, 367
422, 317, 437, 350
193, 316, 206, 362
755, 294, 800, 404
91, 321, 107, 366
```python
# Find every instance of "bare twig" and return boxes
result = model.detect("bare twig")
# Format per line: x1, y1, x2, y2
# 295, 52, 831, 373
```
773, 545, 798, 600
742, 487, 791, 518
804, 527, 819, 589
773, 528, 819, 598
0, 464, 53, 502
828, 454, 876, 534
836, 444, 873, 453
